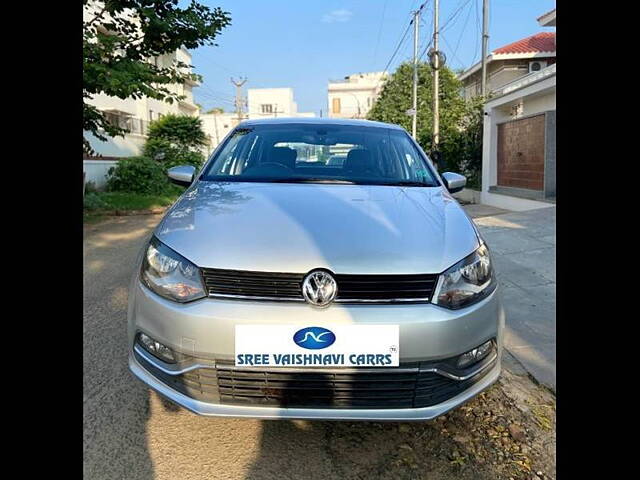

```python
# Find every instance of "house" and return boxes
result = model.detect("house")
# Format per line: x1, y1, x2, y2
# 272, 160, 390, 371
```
83, 2, 201, 159
478, 8, 556, 210
84, 47, 201, 159
327, 72, 388, 119
247, 88, 315, 120
458, 32, 555, 101
199, 110, 238, 154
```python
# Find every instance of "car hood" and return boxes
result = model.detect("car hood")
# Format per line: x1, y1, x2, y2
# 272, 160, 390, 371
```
156, 182, 479, 274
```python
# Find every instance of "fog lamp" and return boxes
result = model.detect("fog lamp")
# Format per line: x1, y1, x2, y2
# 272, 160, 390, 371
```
457, 340, 494, 369
138, 332, 176, 363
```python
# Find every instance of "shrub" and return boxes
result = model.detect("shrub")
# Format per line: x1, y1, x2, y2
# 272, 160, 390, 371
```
146, 114, 207, 148
83, 192, 108, 210
106, 156, 173, 195
143, 137, 204, 169
143, 114, 207, 169
84, 180, 98, 194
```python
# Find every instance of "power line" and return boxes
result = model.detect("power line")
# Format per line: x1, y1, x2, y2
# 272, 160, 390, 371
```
438, 0, 475, 71
419, 0, 471, 61
441, 32, 466, 70
380, 19, 413, 77
451, 0, 474, 66
371, 0, 389, 68
472, 0, 481, 65
198, 82, 235, 102
440, 0, 474, 33
374, 2, 430, 93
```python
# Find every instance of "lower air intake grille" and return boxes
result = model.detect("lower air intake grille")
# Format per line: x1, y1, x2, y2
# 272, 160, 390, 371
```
135, 351, 491, 410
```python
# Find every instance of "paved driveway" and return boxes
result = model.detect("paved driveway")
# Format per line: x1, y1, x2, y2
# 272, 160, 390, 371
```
83, 213, 555, 480
465, 205, 556, 391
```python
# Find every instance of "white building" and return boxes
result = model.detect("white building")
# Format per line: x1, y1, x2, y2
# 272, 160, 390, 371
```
327, 72, 388, 119
479, 9, 556, 211
199, 111, 238, 155
457, 9, 555, 101
84, 2, 201, 158
247, 88, 315, 120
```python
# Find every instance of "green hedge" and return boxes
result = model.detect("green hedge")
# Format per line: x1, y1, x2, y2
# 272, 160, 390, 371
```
106, 156, 175, 195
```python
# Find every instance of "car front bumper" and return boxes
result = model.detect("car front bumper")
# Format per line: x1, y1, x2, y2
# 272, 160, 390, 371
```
128, 280, 504, 420
129, 350, 500, 421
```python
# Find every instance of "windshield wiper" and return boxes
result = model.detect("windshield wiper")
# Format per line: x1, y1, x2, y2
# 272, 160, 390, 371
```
376, 181, 436, 187
266, 177, 357, 184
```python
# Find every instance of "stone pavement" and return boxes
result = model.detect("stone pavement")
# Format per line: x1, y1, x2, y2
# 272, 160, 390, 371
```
464, 205, 556, 392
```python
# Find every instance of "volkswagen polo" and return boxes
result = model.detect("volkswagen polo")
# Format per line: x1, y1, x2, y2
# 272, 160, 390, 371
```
128, 118, 504, 421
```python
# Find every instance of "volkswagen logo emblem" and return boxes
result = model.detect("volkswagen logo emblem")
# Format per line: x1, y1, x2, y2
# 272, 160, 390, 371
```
302, 270, 337, 307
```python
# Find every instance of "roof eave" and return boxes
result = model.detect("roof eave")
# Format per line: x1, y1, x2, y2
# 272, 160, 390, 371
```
537, 9, 556, 27
457, 51, 555, 81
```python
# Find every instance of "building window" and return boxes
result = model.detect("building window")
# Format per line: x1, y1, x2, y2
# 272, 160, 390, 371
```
149, 110, 154, 121
332, 98, 341, 114
367, 97, 371, 107
261, 104, 273, 114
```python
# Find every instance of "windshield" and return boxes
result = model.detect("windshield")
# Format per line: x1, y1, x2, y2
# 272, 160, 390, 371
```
200, 124, 439, 186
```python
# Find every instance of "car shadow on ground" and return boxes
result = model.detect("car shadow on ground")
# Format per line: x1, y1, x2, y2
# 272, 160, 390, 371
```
243, 416, 493, 480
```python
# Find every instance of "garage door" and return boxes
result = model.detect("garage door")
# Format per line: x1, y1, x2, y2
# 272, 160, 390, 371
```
497, 114, 545, 191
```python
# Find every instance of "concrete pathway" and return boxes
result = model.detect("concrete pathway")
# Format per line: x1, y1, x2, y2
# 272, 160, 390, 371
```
84, 214, 554, 480
464, 205, 556, 392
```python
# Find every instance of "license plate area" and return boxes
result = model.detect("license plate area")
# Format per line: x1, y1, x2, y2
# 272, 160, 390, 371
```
235, 324, 399, 367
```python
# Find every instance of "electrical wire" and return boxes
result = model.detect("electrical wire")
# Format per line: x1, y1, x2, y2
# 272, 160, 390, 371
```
371, 0, 389, 68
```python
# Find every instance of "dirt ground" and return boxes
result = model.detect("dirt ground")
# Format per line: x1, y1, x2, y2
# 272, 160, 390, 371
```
253, 362, 556, 480
84, 215, 556, 480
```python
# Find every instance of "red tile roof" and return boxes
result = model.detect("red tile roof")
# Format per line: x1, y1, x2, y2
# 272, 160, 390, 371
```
494, 32, 556, 55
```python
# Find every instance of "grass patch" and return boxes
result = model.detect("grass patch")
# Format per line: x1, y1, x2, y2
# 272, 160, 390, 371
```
83, 188, 183, 220
83, 211, 107, 224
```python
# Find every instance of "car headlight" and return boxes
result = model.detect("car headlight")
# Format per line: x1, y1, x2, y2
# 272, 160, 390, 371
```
140, 237, 206, 303
433, 243, 496, 309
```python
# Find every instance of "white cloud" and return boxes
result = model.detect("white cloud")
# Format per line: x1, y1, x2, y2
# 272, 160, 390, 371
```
322, 9, 353, 23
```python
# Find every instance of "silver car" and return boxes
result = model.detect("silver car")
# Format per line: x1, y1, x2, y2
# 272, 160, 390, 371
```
128, 118, 504, 421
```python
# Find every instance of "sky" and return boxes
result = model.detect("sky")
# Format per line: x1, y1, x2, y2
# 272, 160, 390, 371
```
191, 0, 556, 115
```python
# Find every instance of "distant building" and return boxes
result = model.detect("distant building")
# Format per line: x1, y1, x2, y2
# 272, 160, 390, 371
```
327, 72, 388, 119
84, 1, 201, 157
200, 111, 238, 154
457, 31, 555, 101
247, 88, 315, 120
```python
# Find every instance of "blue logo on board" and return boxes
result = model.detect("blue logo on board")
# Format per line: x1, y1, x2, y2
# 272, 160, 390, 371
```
293, 327, 336, 350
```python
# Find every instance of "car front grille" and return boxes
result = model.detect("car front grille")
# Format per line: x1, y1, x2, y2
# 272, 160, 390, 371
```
333, 273, 437, 302
135, 352, 491, 409
202, 268, 304, 300
201, 268, 439, 304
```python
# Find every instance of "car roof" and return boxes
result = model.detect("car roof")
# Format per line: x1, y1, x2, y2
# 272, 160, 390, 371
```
236, 117, 406, 131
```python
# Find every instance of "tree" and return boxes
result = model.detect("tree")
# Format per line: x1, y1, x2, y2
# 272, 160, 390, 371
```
142, 114, 207, 168
83, 0, 231, 154
441, 95, 485, 188
367, 61, 471, 172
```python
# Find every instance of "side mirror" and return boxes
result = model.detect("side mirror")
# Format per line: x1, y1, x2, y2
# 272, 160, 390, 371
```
441, 172, 466, 194
167, 165, 196, 187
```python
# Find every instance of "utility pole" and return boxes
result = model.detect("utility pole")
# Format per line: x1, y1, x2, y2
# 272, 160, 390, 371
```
411, 8, 419, 139
272, 104, 285, 117
230, 77, 247, 122
432, 0, 440, 158
212, 111, 220, 146
481, 0, 489, 96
